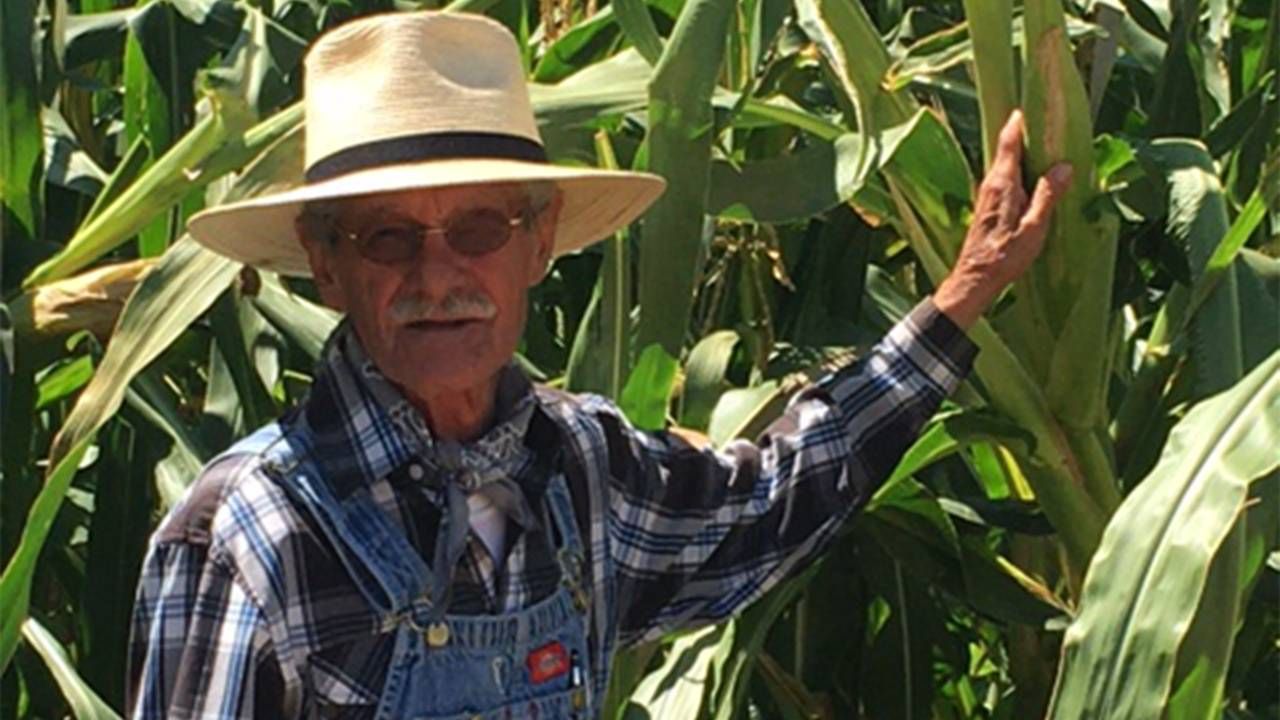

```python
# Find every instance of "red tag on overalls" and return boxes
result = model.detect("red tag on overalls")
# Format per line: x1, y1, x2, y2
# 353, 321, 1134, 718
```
526, 641, 570, 684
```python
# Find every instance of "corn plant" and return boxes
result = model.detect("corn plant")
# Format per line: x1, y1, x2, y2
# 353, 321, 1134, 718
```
1, 0, 1277, 718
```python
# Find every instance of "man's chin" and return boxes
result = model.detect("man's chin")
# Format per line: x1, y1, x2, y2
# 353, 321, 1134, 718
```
383, 348, 507, 398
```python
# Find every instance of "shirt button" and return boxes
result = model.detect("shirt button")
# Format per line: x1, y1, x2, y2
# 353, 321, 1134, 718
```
408, 463, 425, 481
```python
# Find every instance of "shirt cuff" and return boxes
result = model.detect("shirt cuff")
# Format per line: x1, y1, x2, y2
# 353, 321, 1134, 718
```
907, 296, 980, 381
817, 297, 979, 405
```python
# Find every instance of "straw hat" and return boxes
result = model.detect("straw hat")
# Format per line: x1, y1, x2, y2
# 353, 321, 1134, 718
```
188, 11, 666, 276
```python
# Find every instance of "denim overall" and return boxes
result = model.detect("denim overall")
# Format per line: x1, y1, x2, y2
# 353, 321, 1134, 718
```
272, 447, 594, 720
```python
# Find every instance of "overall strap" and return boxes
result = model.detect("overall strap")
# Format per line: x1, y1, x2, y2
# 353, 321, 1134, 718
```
260, 437, 432, 624
544, 472, 587, 598
524, 407, 596, 599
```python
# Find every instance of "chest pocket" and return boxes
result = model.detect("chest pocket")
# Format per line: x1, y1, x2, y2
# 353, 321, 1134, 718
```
391, 600, 590, 720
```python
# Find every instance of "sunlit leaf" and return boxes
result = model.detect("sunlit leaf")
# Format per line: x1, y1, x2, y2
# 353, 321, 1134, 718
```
1049, 352, 1280, 720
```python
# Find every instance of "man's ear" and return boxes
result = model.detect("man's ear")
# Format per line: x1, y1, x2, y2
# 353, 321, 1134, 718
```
297, 216, 347, 312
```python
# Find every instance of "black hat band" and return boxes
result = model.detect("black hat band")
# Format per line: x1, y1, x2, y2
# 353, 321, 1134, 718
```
306, 131, 548, 183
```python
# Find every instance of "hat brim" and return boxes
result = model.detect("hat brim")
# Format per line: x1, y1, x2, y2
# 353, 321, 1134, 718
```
187, 158, 667, 277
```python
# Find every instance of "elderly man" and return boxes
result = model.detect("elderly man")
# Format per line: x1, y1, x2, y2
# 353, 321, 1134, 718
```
127, 10, 1070, 720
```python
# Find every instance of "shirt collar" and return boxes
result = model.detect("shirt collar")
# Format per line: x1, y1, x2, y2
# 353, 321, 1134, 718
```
300, 321, 539, 498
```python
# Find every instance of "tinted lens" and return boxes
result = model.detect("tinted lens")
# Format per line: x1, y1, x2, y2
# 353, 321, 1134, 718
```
446, 208, 516, 256
358, 223, 424, 264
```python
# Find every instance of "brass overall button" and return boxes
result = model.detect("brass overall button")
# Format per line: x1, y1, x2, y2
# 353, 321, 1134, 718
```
424, 621, 450, 648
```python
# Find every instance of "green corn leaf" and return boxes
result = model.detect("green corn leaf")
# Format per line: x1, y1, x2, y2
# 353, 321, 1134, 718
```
82, 408, 160, 708
1114, 0, 1170, 42
707, 379, 786, 446
44, 107, 110, 197
959, 0, 1016, 169
867, 477, 963, 570
1204, 70, 1277, 158
958, 535, 1069, 626
1048, 351, 1280, 720
126, 369, 212, 470
1234, 250, 1280, 373
706, 570, 818, 720
796, 0, 1109, 577
877, 109, 973, 268
856, 539, 943, 720
82, 135, 150, 227
887, 142, 1109, 568
627, 570, 816, 720
208, 289, 277, 433
602, 640, 661, 719
531, 8, 620, 84
1149, 0, 1208, 137
879, 407, 1037, 502
1142, 139, 1245, 396
121, 13, 174, 258
530, 50, 651, 139
629, 623, 724, 717
0, 115, 300, 672
62, 8, 133, 70
1, 0, 44, 254
724, 94, 846, 141
22, 617, 122, 720
679, 329, 740, 430
794, 0, 913, 133
1182, 149, 1279, 338
619, 343, 680, 430
637, 0, 736, 357
1016, 0, 1118, 432
250, 273, 340, 362
0, 238, 240, 675
1165, 516, 1244, 720
754, 652, 828, 720
565, 131, 632, 400
707, 132, 872, 223
22, 94, 298, 288
613, 0, 664, 65
858, 480, 1067, 640
34, 355, 95, 410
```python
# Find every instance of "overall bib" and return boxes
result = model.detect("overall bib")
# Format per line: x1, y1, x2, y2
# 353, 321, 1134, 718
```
271, 449, 594, 720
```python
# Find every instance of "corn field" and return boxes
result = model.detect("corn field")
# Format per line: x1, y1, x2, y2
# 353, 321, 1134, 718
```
1, 0, 1277, 717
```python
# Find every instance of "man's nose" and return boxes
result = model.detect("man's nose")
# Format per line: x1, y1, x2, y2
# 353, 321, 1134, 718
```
406, 229, 470, 292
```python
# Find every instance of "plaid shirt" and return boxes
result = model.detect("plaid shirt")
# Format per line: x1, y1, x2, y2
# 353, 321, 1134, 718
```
126, 299, 975, 719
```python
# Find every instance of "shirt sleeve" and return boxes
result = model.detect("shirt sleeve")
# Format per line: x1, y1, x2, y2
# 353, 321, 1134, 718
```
604, 298, 978, 644
127, 482, 291, 719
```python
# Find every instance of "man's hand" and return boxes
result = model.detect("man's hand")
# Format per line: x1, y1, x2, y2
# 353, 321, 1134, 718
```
933, 109, 1074, 329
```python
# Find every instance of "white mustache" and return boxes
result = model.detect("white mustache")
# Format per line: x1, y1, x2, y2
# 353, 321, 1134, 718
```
390, 293, 497, 324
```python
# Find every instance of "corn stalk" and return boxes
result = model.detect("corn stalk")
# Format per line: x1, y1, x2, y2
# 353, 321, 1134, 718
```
795, 0, 1110, 579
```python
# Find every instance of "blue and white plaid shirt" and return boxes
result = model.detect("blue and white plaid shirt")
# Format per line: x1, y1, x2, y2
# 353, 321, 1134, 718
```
127, 299, 976, 719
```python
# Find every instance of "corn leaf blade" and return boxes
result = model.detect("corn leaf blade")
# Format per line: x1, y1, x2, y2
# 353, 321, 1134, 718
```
637, 0, 736, 356
1048, 351, 1280, 719
21, 617, 122, 720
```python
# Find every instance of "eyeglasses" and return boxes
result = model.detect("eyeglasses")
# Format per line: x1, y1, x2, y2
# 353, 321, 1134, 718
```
329, 206, 536, 265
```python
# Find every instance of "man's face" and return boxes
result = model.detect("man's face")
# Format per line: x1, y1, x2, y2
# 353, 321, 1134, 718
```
301, 183, 558, 404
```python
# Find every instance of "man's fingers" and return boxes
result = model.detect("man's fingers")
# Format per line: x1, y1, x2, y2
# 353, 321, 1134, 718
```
979, 109, 1026, 226
1017, 163, 1073, 240
992, 110, 1026, 176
